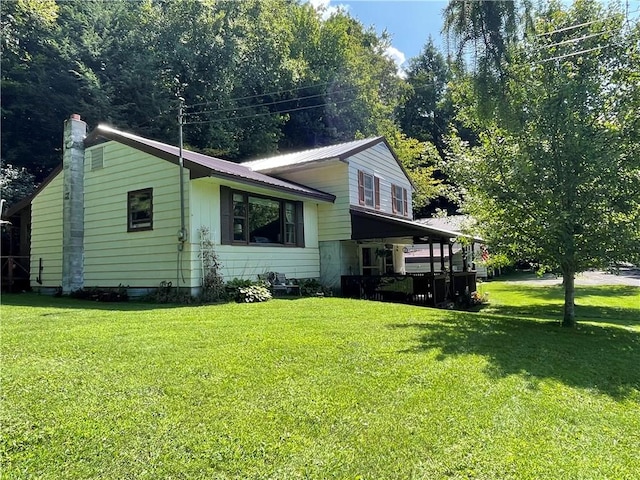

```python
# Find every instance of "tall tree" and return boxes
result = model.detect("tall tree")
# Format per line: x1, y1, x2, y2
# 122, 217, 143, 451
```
447, 0, 640, 327
398, 39, 451, 157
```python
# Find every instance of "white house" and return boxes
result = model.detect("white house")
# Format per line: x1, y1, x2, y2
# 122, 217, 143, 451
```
10, 115, 476, 299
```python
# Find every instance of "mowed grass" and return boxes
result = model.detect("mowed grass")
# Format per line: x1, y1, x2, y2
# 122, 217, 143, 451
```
1, 280, 639, 479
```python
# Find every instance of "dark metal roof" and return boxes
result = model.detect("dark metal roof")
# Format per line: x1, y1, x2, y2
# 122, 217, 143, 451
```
84, 125, 335, 203
350, 207, 476, 241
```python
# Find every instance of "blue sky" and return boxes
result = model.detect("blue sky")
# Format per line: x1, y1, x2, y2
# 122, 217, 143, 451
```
309, 0, 640, 74
309, 0, 450, 70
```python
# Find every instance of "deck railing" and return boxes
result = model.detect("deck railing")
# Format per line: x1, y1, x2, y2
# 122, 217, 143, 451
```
341, 271, 477, 307
1, 256, 30, 292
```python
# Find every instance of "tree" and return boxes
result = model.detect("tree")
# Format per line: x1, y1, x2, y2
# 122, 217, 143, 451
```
447, 0, 640, 327
0, 162, 36, 208
398, 39, 451, 157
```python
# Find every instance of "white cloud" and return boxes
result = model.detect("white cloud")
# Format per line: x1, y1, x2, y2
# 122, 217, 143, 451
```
308, 0, 349, 20
384, 45, 407, 78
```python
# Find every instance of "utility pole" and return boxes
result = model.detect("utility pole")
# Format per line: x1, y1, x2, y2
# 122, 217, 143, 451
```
177, 98, 187, 292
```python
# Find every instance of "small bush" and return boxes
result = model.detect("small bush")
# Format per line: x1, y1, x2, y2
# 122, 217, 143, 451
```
297, 278, 330, 297
237, 284, 272, 303
225, 278, 271, 303
70, 285, 129, 302
198, 226, 226, 302
144, 281, 195, 304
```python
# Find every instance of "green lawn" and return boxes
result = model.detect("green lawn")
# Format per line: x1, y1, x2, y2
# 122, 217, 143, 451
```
1, 279, 639, 479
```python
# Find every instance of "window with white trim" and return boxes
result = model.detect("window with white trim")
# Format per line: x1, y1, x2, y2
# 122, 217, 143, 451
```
391, 184, 408, 216
358, 170, 380, 209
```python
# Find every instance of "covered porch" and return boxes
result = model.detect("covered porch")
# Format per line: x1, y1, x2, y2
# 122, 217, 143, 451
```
337, 208, 480, 307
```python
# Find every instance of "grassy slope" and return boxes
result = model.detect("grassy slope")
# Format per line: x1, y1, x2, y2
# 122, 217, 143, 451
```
1, 283, 639, 479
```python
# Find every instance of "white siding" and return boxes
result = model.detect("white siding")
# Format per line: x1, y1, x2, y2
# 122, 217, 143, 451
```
188, 177, 322, 284
272, 162, 351, 242
30, 173, 64, 289
274, 142, 414, 244
83, 142, 187, 289
348, 142, 413, 218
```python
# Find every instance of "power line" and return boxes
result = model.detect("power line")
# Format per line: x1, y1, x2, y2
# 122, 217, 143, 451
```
183, 87, 358, 118
536, 19, 601, 37
184, 79, 346, 110
535, 29, 616, 51
536, 7, 639, 39
183, 99, 354, 126
538, 43, 622, 63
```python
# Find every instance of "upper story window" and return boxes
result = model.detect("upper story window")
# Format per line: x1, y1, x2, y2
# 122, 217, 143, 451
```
221, 186, 304, 247
392, 184, 408, 216
358, 170, 380, 209
128, 188, 153, 231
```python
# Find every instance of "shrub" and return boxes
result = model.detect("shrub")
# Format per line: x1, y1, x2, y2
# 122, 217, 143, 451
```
69, 285, 129, 302
237, 284, 272, 303
198, 227, 226, 302
143, 281, 195, 304
297, 278, 330, 297
226, 278, 272, 303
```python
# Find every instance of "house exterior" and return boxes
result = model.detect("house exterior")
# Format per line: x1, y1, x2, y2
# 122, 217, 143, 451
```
10, 115, 475, 297
404, 216, 489, 278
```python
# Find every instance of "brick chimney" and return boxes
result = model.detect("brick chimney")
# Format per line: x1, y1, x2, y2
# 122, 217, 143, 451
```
62, 114, 87, 293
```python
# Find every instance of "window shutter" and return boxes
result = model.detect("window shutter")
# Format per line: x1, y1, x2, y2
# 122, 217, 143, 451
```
374, 176, 380, 209
391, 185, 397, 213
358, 170, 365, 205
295, 201, 305, 247
403, 188, 408, 216
220, 186, 231, 244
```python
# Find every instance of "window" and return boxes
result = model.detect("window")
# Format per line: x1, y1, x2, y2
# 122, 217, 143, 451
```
128, 188, 153, 231
221, 187, 304, 247
358, 170, 380, 209
392, 184, 408, 216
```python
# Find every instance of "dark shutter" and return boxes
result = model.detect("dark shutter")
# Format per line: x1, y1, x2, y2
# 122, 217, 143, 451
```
295, 201, 305, 247
374, 176, 380, 209
358, 170, 365, 205
391, 185, 397, 213
220, 185, 231, 244
403, 188, 408, 216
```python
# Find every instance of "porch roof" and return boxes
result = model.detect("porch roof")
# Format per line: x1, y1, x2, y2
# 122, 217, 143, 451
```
350, 207, 478, 242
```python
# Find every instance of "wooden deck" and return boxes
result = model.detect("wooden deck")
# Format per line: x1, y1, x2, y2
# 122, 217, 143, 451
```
1, 256, 30, 292
341, 272, 477, 307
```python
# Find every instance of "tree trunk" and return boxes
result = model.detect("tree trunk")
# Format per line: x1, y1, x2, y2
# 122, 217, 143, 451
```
562, 269, 576, 327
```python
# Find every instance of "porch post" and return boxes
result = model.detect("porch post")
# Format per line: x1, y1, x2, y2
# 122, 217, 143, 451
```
471, 242, 476, 270
440, 240, 446, 272
429, 239, 435, 274
448, 242, 454, 300
462, 245, 468, 272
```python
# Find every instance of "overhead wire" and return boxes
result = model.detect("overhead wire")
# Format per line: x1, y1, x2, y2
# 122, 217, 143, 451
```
183, 87, 358, 118
534, 4, 639, 63
535, 19, 601, 37
183, 99, 354, 126
534, 30, 616, 51
184, 79, 345, 110
538, 44, 612, 63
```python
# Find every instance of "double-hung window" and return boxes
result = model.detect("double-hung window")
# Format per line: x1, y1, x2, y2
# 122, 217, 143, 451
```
391, 184, 408, 216
358, 170, 380, 209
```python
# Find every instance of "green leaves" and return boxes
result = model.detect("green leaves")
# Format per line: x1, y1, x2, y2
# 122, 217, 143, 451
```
446, 0, 640, 324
